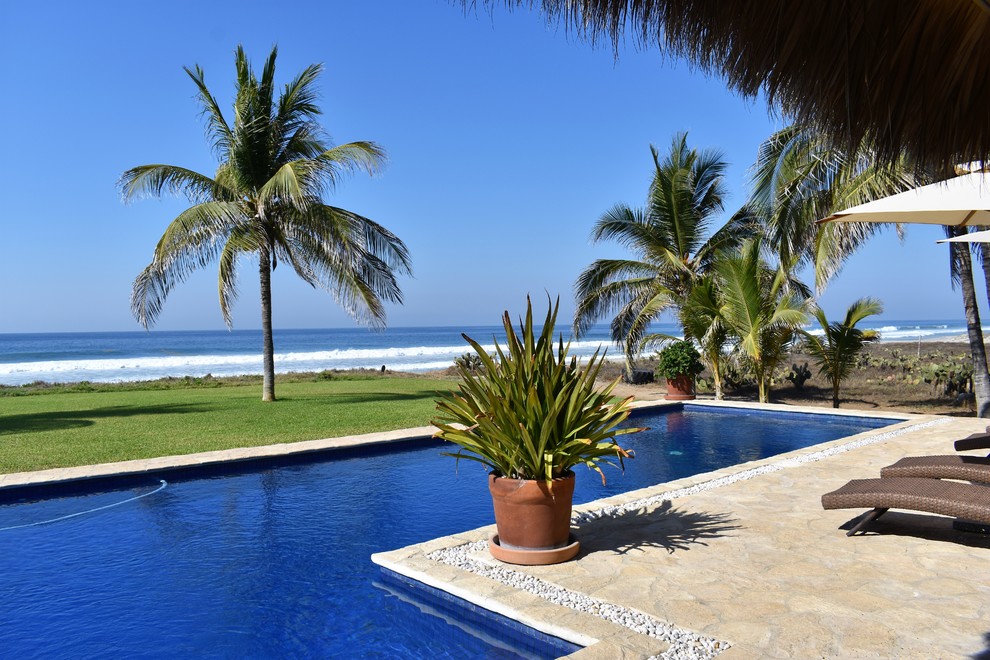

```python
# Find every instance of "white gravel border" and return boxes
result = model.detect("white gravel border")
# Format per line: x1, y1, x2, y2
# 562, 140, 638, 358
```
426, 417, 950, 659
574, 417, 950, 524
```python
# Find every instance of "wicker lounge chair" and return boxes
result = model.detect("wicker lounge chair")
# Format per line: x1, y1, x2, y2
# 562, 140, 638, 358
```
821, 477, 990, 536
880, 455, 990, 485
955, 432, 990, 453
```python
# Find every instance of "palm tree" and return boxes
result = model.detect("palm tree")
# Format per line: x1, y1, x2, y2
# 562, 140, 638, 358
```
120, 46, 411, 401
715, 239, 811, 403
573, 132, 752, 373
801, 298, 883, 408
947, 227, 990, 417
673, 275, 731, 399
748, 125, 915, 291
751, 127, 990, 417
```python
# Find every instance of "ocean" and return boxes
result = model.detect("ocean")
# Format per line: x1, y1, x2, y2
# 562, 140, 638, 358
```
0, 320, 968, 386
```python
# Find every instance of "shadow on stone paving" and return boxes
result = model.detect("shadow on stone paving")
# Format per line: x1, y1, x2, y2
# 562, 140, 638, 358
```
971, 632, 990, 659
839, 511, 990, 549
575, 501, 740, 555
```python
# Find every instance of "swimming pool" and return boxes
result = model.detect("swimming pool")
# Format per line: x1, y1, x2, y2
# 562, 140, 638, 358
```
0, 405, 895, 657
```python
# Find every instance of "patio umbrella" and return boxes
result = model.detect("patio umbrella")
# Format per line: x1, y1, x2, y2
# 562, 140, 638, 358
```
938, 229, 990, 244
819, 173, 990, 226
818, 171, 990, 418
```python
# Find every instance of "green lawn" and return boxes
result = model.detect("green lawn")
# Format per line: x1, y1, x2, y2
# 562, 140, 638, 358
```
0, 376, 456, 474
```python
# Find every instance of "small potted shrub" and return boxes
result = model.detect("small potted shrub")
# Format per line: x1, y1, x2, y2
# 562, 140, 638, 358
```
656, 340, 703, 401
433, 297, 644, 565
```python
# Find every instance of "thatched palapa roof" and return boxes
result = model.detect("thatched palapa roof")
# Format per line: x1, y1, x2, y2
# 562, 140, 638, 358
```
484, 1, 990, 171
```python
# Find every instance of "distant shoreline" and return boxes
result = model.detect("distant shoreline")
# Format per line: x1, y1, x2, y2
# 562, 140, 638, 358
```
891, 333, 984, 344
0, 329, 979, 389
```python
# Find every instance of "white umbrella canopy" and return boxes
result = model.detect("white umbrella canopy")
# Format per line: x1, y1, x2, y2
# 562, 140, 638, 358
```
820, 172, 990, 226
937, 229, 990, 244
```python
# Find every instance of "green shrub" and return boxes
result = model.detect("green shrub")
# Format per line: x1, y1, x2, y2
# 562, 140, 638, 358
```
655, 340, 704, 380
921, 359, 973, 397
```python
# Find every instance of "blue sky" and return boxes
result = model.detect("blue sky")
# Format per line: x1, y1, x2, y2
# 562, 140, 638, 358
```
0, 0, 977, 333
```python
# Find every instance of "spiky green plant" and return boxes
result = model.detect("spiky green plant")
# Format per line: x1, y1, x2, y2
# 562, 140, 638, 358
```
433, 297, 643, 483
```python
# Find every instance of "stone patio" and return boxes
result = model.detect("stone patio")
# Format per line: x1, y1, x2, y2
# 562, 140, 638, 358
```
373, 402, 990, 658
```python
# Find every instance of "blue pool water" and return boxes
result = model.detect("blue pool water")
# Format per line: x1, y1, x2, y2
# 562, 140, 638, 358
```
0, 406, 894, 657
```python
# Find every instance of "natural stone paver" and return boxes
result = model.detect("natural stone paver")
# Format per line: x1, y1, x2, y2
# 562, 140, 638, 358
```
374, 405, 990, 658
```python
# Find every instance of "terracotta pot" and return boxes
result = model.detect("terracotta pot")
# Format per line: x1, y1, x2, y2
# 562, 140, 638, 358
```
488, 471, 575, 550
664, 374, 696, 401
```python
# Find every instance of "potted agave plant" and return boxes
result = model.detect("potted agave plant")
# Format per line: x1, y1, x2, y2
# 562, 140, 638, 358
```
433, 297, 644, 565
656, 340, 704, 401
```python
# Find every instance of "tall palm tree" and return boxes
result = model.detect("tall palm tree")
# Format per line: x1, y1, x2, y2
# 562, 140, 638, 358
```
801, 298, 883, 408
573, 132, 752, 372
120, 46, 411, 401
715, 239, 811, 403
947, 227, 990, 417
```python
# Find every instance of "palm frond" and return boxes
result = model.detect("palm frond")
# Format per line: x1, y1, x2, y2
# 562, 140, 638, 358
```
257, 46, 278, 123
216, 227, 260, 327
590, 205, 651, 246
282, 124, 327, 161
278, 63, 324, 127
257, 163, 311, 211
646, 133, 727, 259
276, 205, 410, 327
621, 290, 676, 356
300, 205, 412, 276
119, 165, 230, 203
312, 142, 388, 188
132, 202, 245, 327
346, 209, 413, 275
573, 258, 662, 335
695, 205, 760, 270
715, 249, 764, 358
843, 297, 884, 327
183, 64, 234, 160
748, 123, 922, 292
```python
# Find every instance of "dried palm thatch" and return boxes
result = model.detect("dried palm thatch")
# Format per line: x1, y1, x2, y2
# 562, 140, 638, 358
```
478, 1, 990, 171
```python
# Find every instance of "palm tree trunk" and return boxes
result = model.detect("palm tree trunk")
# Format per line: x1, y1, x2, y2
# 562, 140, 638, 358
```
831, 378, 840, 408
952, 240, 990, 417
710, 361, 724, 400
623, 350, 635, 383
978, 243, 990, 412
260, 248, 276, 402
979, 243, 990, 309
